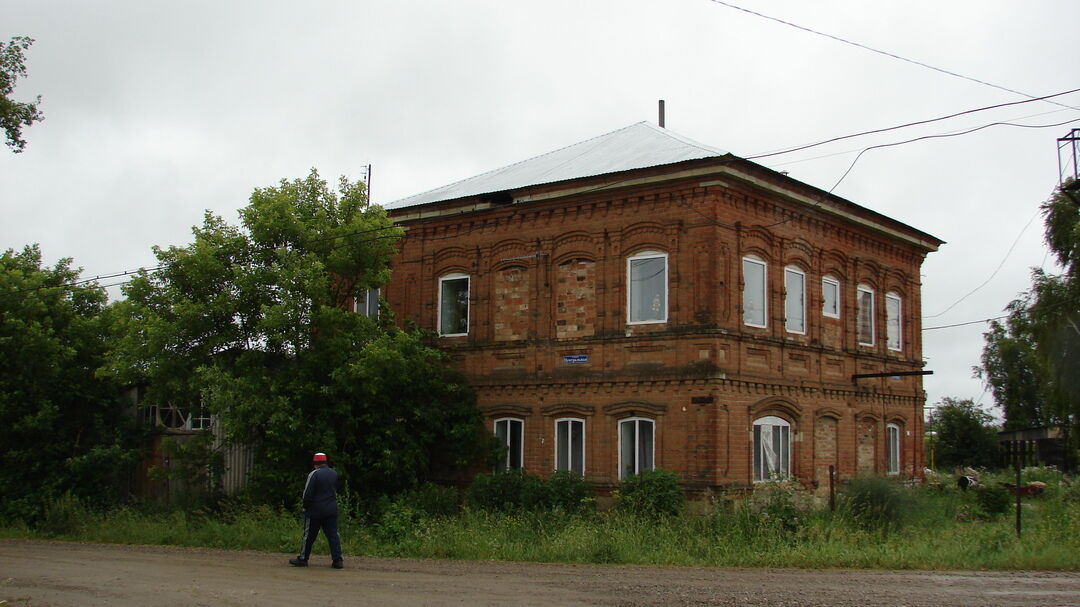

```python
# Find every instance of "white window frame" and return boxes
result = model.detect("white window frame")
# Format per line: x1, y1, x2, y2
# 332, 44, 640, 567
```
626, 251, 668, 325
885, 292, 902, 352
886, 423, 901, 475
618, 417, 655, 479
494, 417, 524, 473
857, 284, 875, 346
742, 256, 767, 328
753, 416, 791, 482
822, 276, 840, 319
554, 417, 586, 476
438, 273, 470, 337
354, 286, 380, 318
784, 266, 806, 334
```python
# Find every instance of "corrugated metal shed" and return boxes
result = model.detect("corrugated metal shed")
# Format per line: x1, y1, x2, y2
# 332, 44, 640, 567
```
385, 121, 728, 209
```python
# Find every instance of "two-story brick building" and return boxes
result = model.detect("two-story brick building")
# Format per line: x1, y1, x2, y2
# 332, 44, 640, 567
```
377, 122, 943, 494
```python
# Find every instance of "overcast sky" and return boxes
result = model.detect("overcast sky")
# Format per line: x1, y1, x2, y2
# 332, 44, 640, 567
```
3, 0, 1078, 417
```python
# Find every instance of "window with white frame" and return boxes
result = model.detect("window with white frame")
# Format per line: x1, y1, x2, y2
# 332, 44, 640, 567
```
742, 256, 767, 328
494, 418, 523, 473
354, 287, 380, 318
885, 292, 902, 351
438, 273, 469, 336
857, 284, 875, 346
555, 418, 585, 476
618, 417, 654, 479
784, 266, 806, 334
886, 423, 901, 475
822, 276, 840, 319
627, 251, 667, 324
753, 416, 791, 481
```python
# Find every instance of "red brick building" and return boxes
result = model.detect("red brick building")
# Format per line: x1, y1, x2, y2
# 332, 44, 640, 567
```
380, 122, 943, 494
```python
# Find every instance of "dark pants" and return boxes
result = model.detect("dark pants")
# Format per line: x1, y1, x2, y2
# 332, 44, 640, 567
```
298, 514, 342, 562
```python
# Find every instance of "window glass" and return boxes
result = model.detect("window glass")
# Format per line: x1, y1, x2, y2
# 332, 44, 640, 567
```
742, 257, 767, 327
886, 293, 902, 351
354, 287, 380, 318
822, 276, 840, 319
857, 285, 875, 346
753, 416, 791, 481
886, 423, 901, 475
628, 253, 667, 323
439, 274, 469, 336
618, 418, 655, 478
555, 418, 585, 476
784, 267, 806, 334
494, 418, 523, 472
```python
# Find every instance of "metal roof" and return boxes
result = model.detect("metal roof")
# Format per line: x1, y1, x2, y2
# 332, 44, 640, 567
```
385, 121, 728, 209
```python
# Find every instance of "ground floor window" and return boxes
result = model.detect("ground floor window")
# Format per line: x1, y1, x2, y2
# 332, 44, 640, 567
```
494, 418, 523, 472
555, 418, 585, 476
886, 423, 901, 475
618, 417, 654, 478
753, 416, 791, 481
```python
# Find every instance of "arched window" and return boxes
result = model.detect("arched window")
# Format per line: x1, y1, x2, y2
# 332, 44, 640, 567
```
885, 292, 902, 351
438, 273, 469, 336
857, 284, 875, 346
753, 416, 791, 481
821, 276, 840, 319
886, 423, 901, 475
555, 417, 585, 476
494, 418, 523, 472
618, 417, 654, 478
784, 266, 806, 334
742, 256, 767, 328
627, 251, 667, 324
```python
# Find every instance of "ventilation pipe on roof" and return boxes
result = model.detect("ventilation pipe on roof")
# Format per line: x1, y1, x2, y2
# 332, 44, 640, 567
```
658, 99, 665, 128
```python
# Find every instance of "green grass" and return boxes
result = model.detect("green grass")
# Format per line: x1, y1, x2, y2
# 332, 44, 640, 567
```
3, 480, 1078, 570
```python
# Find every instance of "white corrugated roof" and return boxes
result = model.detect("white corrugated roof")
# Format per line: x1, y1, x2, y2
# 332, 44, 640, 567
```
385, 121, 728, 209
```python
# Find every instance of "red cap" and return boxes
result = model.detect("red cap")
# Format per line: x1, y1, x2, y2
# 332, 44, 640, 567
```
312, 452, 327, 463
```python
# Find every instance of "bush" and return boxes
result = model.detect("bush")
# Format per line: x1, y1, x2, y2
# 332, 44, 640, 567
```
973, 485, 1012, 517
399, 482, 461, 518
468, 470, 549, 512
745, 480, 812, 533
546, 471, 594, 513
614, 469, 683, 517
38, 493, 92, 537
841, 476, 912, 530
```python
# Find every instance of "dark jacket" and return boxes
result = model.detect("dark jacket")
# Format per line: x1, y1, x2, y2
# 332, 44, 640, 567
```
302, 464, 338, 518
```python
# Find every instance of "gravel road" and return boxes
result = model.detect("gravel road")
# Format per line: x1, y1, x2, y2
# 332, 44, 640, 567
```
1, 539, 1078, 606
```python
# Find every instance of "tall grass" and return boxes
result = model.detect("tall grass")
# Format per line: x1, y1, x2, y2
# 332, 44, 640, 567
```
3, 473, 1078, 570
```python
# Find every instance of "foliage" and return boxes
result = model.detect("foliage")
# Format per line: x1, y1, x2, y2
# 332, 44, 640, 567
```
926, 397, 1000, 470
743, 479, 813, 533
467, 470, 547, 512
613, 468, 683, 517
978, 180, 1080, 463
972, 485, 1012, 517
106, 170, 492, 505
546, 471, 595, 513
0, 36, 43, 153
0, 245, 143, 522
838, 475, 912, 530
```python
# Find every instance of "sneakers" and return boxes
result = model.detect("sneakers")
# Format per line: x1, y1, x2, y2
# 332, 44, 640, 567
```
332, 560, 344, 569
288, 557, 308, 567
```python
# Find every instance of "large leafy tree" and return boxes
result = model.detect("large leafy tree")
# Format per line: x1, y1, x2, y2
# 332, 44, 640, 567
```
926, 397, 1000, 470
978, 180, 1079, 450
108, 171, 490, 504
1, 36, 44, 153
0, 246, 140, 521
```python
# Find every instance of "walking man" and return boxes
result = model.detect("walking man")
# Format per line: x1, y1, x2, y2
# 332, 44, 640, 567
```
289, 452, 343, 569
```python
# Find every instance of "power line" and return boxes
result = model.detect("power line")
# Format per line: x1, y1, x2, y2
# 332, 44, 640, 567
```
706, 0, 1080, 111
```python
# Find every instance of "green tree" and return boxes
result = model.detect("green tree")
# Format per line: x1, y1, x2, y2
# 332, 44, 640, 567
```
1, 36, 44, 153
0, 245, 141, 521
926, 397, 1000, 470
107, 170, 491, 504
976, 296, 1049, 430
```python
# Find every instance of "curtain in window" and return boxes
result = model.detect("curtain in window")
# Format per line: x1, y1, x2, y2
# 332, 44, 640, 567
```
857, 288, 874, 345
743, 258, 766, 326
629, 256, 666, 322
440, 278, 469, 335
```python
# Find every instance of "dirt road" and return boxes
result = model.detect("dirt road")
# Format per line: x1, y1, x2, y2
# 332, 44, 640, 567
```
1, 539, 1078, 606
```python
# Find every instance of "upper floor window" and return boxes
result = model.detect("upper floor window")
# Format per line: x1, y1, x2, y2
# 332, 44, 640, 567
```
494, 417, 523, 473
354, 287, 380, 318
784, 266, 806, 334
618, 417, 654, 479
627, 252, 667, 324
822, 276, 840, 319
885, 292, 902, 351
753, 416, 791, 482
438, 273, 469, 336
742, 256, 767, 328
555, 417, 585, 476
886, 423, 901, 475
857, 284, 875, 346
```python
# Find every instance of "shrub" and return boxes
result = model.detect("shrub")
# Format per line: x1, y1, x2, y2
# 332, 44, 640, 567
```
399, 482, 461, 518
840, 476, 912, 530
973, 485, 1012, 517
546, 471, 595, 513
745, 479, 813, 533
38, 493, 92, 537
468, 470, 549, 512
614, 469, 683, 517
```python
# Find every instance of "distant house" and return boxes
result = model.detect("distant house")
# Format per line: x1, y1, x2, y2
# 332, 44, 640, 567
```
379, 122, 943, 494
